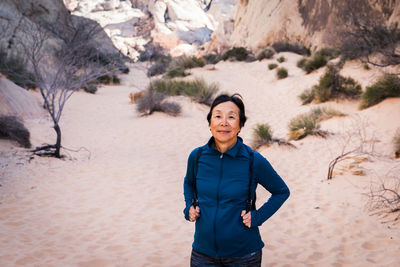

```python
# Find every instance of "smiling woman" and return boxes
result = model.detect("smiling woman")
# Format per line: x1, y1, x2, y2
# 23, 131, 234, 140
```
183, 93, 290, 267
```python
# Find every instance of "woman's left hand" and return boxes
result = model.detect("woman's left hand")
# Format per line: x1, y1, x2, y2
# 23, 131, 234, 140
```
241, 210, 251, 228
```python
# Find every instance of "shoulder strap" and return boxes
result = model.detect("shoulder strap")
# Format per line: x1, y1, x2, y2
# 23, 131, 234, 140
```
246, 148, 256, 212
192, 148, 203, 207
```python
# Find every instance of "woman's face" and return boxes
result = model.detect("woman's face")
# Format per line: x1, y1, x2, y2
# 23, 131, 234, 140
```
210, 101, 241, 147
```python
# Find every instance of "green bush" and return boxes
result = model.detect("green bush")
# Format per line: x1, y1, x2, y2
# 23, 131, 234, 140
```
277, 56, 286, 63
136, 88, 181, 116
170, 55, 206, 70
297, 58, 307, 68
252, 123, 273, 149
203, 54, 222, 64
272, 42, 310, 55
276, 67, 288, 79
299, 65, 362, 104
0, 116, 31, 148
298, 89, 315, 105
151, 78, 218, 106
268, 63, 278, 70
315, 48, 340, 60
222, 47, 250, 61
148, 56, 172, 76
288, 107, 344, 140
256, 48, 275, 60
363, 63, 370, 70
83, 84, 97, 94
303, 54, 327, 73
360, 73, 400, 109
165, 67, 189, 78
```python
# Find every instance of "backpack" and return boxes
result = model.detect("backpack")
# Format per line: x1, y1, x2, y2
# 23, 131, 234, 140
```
192, 147, 256, 212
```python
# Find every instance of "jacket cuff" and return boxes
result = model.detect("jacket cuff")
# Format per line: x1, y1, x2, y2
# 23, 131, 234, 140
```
184, 204, 191, 221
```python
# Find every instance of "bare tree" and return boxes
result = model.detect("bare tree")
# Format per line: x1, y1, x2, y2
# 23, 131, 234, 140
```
327, 117, 378, 180
366, 167, 400, 223
340, 4, 400, 67
14, 19, 122, 158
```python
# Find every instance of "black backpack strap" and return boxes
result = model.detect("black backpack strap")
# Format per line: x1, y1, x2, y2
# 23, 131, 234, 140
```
192, 148, 203, 207
246, 148, 256, 212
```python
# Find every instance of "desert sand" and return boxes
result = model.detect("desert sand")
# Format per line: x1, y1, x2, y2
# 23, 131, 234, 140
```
1, 53, 400, 266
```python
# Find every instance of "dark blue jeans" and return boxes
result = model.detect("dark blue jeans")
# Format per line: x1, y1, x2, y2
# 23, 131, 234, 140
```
190, 249, 262, 267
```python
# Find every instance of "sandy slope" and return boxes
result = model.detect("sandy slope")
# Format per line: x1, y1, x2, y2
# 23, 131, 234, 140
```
0, 54, 399, 266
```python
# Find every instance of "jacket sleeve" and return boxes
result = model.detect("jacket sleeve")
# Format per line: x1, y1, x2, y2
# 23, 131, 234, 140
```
251, 152, 290, 227
183, 148, 198, 221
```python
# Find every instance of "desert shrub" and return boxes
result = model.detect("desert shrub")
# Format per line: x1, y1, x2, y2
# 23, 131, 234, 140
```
394, 128, 400, 158
288, 107, 344, 140
165, 67, 189, 78
252, 123, 273, 148
203, 54, 222, 64
0, 116, 31, 148
83, 83, 97, 94
363, 63, 370, 70
298, 89, 315, 104
96, 74, 120, 85
0, 50, 37, 89
277, 56, 286, 63
151, 78, 218, 106
169, 55, 206, 70
315, 48, 340, 60
276, 67, 288, 79
147, 56, 172, 76
297, 58, 307, 68
302, 54, 328, 73
299, 65, 362, 104
272, 42, 310, 55
360, 74, 400, 109
136, 88, 181, 116
268, 63, 278, 70
256, 48, 275, 60
222, 47, 250, 61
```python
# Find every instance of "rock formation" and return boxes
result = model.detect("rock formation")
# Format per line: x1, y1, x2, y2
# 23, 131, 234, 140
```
230, 0, 400, 52
0, 75, 45, 120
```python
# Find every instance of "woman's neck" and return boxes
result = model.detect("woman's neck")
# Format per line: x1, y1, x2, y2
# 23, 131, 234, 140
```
215, 137, 237, 154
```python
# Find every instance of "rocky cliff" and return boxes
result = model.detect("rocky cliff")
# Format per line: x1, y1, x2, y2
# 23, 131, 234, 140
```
230, 0, 400, 51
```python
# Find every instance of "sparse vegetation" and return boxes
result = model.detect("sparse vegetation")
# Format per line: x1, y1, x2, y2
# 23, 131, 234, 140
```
147, 56, 172, 77
277, 56, 286, 63
363, 63, 370, 70
83, 84, 97, 94
276, 67, 288, 79
222, 47, 250, 61
360, 74, 400, 109
394, 128, 400, 158
297, 48, 339, 73
256, 48, 275, 60
272, 42, 310, 56
268, 63, 278, 70
203, 54, 221, 65
151, 78, 218, 106
252, 123, 295, 150
288, 107, 345, 140
0, 116, 31, 148
165, 67, 189, 78
136, 88, 181, 116
299, 65, 362, 104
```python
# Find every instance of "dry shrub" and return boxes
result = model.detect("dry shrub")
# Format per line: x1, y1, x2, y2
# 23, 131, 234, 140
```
277, 56, 286, 63
252, 123, 295, 150
222, 47, 250, 61
0, 116, 31, 148
268, 63, 278, 70
272, 42, 310, 55
129, 91, 144, 104
256, 48, 275, 60
288, 107, 345, 140
136, 88, 181, 116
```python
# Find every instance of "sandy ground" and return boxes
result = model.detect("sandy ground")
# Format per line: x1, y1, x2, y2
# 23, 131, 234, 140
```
1, 54, 400, 266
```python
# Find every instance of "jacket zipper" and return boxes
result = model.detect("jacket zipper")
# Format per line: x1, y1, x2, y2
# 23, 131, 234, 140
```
214, 153, 223, 255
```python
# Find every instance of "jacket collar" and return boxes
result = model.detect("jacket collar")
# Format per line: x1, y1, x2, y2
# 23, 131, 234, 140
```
207, 136, 243, 158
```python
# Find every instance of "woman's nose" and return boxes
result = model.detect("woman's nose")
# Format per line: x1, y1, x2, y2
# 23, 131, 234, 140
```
220, 117, 228, 125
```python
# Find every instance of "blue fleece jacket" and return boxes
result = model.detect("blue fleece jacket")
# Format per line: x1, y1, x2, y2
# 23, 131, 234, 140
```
183, 137, 290, 257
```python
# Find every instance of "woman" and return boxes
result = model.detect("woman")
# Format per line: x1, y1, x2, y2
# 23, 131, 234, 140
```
183, 94, 290, 266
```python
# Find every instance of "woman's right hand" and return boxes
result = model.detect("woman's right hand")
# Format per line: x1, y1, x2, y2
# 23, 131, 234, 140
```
189, 206, 200, 222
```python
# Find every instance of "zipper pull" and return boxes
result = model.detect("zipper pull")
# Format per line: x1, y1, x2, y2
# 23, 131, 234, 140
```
220, 154, 223, 159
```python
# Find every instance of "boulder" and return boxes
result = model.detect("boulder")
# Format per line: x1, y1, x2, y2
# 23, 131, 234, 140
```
0, 76, 45, 120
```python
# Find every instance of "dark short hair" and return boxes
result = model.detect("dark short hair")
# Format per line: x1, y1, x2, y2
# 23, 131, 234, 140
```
207, 93, 247, 128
